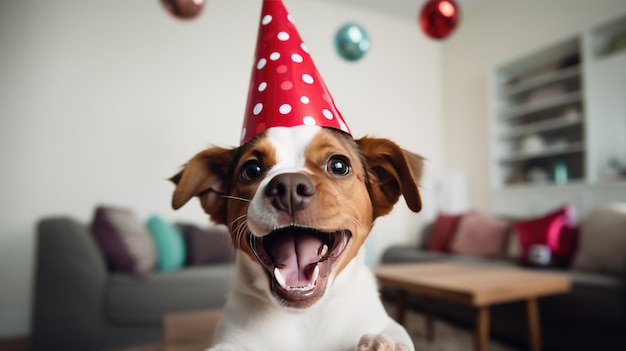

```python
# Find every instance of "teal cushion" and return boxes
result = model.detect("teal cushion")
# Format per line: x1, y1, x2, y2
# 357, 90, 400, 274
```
146, 215, 186, 272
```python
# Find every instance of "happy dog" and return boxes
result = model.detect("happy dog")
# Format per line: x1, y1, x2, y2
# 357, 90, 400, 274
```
170, 1, 424, 350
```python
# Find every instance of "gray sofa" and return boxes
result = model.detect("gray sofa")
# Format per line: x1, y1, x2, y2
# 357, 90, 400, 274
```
380, 209, 626, 351
31, 217, 234, 351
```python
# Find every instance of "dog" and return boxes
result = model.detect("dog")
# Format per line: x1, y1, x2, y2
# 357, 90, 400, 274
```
170, 125, 424, 351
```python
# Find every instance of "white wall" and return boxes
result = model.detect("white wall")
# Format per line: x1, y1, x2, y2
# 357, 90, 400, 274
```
0, 0, 443, 337
440, 0, 626, 212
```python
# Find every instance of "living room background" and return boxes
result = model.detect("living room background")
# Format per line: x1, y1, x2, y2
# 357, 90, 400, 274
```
1, 0, 624, 340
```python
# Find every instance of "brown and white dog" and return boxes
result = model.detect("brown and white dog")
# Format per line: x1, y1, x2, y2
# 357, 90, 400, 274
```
170, 125, 423, 351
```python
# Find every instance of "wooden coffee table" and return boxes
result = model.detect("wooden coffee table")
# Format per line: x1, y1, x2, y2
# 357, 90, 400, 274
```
374, 262, 571, 351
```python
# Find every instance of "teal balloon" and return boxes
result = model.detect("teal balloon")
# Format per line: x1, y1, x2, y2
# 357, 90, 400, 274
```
334, 23, 370, 62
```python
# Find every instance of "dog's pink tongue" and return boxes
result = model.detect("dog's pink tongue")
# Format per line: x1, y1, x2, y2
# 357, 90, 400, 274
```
271, 233, 322, 287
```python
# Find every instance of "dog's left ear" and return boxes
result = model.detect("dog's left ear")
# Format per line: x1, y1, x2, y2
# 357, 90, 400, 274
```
169, 146, 236, 225
356, 137, 424, 218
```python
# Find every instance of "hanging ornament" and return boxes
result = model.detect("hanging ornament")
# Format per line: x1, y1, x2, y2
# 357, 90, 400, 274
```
161, 0, 205, 20
419, 0, 460, 40
334, 23, 370, 62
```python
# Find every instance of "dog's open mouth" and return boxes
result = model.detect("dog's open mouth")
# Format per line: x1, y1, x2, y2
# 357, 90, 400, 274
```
248, 227, 351, 308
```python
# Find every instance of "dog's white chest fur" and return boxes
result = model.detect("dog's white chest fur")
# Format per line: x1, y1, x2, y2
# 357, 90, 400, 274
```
213, 252, 408, 351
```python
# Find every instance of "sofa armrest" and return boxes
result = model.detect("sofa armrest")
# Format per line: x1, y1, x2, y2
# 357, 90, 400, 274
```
31, 217, 108, 350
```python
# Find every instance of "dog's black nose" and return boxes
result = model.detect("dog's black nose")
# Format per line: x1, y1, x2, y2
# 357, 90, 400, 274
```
265, 173, 316, 216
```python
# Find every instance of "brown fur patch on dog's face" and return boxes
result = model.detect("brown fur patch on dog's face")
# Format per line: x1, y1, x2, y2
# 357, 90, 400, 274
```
216, 129, 374, 275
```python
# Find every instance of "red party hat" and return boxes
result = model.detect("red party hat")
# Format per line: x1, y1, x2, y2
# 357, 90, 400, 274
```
240, 0, 352, 145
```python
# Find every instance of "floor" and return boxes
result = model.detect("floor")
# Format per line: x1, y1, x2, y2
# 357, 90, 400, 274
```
8, 304, 521, 351
0, 336, 29, 351
119, 303, 520, 351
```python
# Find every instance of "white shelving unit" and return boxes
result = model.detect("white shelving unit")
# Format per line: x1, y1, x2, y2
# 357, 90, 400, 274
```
489, 12, 626, 216
491, 37, 585, 187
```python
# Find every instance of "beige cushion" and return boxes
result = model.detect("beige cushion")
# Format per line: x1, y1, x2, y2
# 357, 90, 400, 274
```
449, 212, 510, 259
572, 203, 626, 276
91, 206, 156, 275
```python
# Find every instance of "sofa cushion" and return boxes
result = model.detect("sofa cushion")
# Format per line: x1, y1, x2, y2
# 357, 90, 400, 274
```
105, 265, 233, 326
449, 212, 510, 259
382, 245, 455, 264
514, 204, 578, 268
572, 203, 626, 276
427, 212, 463, 252
177, 223, 235, 266
91, 206, 156, 276
147, 215, 186, 272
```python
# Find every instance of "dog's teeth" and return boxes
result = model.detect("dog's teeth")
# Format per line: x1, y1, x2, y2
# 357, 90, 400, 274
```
312, 264, 320, 283
274, 267, 287, 289
318, 244, 329, 259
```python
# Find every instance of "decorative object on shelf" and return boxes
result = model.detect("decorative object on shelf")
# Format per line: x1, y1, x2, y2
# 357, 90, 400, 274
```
419, 0, 460, 40
563, 106, 581, 122
161, 0, 204, 20
505, 170, 525, 185
553, 159, 569, 185
546, 136, 570, 151
526, 84, 566, 104
334, 23, 370, 62
525, 166, 550, 184
520, 134, 545, 154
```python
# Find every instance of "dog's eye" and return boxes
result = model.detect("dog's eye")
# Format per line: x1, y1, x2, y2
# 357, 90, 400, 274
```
240, 160, 263, 182
326, 156, 350, 177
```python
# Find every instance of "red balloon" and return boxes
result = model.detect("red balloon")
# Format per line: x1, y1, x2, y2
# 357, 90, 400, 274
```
419, 0, 460, 40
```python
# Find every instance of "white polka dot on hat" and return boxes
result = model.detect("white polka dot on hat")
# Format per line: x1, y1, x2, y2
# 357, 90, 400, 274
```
240, 0, 352, 145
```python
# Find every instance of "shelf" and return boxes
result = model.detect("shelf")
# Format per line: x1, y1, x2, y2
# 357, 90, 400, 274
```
490, 13, 626, 210
499, 142, 584, 163
499, 115, 583, 139
500, 65, 581, 98
499, 91, 582, 120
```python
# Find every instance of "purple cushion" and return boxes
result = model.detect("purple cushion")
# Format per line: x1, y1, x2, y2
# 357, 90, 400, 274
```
91, 206, 156, 275
177, 223, 235, 266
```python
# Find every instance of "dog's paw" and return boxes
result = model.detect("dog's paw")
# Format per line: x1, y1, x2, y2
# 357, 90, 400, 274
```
357, 334, 410, 351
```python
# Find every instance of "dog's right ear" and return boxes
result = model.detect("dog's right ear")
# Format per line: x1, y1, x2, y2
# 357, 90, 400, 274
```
169, 146, 236, 224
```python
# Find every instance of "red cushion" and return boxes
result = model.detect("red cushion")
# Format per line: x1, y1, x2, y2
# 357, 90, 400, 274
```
554, 224, 579, 261
514, 204, 578, 267
428, 212, 463, 252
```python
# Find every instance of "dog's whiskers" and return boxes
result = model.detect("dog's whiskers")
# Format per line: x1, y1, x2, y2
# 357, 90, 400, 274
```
220, 194, 251, 203
229, 214, 249, 247
340, 213, 364, 231
228, 214, 247, 232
